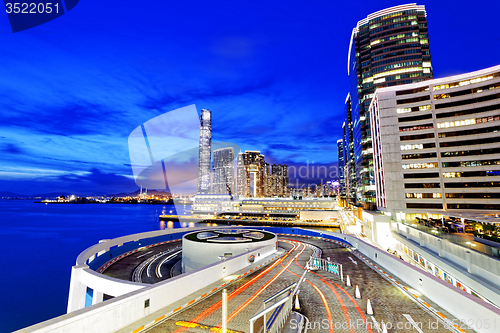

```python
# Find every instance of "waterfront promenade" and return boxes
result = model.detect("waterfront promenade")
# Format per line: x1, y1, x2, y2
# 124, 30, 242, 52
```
160, 214, 340, 228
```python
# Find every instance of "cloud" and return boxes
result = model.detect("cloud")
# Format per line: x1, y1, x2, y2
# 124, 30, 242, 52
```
1, 143, 26, 154
13, 168, 137, 195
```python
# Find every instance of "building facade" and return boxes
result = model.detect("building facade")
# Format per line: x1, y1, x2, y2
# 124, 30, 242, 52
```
197, 109, 212, 194
236, 151, 266, 197
271, 164, 289, 197
212, 147, 234, 195
349, 3, 433, 209
343, 93, 357, 205
370, 64, 500, 217
264, 162, 272, 197
236, 151, 289, 198
337, 139, 345, 198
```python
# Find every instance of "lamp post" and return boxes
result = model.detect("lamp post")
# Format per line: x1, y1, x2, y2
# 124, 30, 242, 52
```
222, 289, 227, 333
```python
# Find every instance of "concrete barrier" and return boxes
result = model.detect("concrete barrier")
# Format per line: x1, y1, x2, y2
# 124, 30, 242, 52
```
395, 222, 500, 286
68, 229, 195, 313
316, 230, 500, 333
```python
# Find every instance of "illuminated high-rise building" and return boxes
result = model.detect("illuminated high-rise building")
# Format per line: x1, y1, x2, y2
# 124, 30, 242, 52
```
236, 151, 266, 197
271, 164, 289, 197
349, 3, 433, 208
343, 93, 356, 205
370, 64, 500, 215
264, 162, 272, 197
236, 153, 245, 196
197, 109, 212, 194
212, 147, 234, 195
283, 164, 289, 196
337, 139, 345, 198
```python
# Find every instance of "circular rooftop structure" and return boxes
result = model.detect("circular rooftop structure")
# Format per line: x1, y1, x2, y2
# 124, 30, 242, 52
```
182, 228, 277, 273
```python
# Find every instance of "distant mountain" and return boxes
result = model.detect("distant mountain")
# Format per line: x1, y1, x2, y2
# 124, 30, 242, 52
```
30, 192, 85, 198
1, 191, 86, 198
107, 189, 172, 197
0, 191, 27, 197
0, 189, 173, 199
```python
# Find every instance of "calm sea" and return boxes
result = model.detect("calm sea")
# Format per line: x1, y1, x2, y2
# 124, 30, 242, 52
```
0, 200, 199, 332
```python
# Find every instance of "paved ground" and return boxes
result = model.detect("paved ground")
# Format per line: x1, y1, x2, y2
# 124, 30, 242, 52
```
103, 241, 181, 283
284, 236, 468, 333
142, 236, 472, 333
145, 241, 301, 333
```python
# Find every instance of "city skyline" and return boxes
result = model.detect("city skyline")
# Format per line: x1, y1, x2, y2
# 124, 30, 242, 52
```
1, 0, 500, 195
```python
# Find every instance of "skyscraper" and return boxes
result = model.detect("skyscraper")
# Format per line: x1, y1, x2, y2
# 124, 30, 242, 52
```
197, 109, 212, 194
283, 165, 289, 196
212, 147, 234, 195
236, 153, 246, 196
343, 94, 356, 205
271, 164, 288, 197
369, 64, 500, 215
337, 139, 345, 198
236, 151, 266, 197
348, 3, 433, 209
264, 162, 272, 197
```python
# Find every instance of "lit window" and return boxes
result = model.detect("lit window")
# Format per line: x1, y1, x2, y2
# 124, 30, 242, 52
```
433, 73, 498, 90
402, 163, 438, 170
437, 118, 475, 129
401, 144, 424, 150
443, 172, 461, 178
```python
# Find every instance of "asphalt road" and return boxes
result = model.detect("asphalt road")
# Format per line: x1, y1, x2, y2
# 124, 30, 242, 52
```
103, 241, 182, 283
143, 236, 468, 333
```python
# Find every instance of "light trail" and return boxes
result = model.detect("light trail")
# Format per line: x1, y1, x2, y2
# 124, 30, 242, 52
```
286, 238, 374, 333
281, 262, 334, 333
222, 243, 306, 325
320, 278, 356, 333
156, 250, 182, 278
331, 280, 374, 333
171, 242, 299, 333
137, 250, 153, 258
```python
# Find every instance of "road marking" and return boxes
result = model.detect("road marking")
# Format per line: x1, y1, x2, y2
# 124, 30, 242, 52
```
403, 314, 424, 333
175, 321, 243, 333
154, 315, 165, 323
370, 316, 382, 333
137, 251, 153, 258
348, 256, 358, 265
436, 312, 446, 319
132, 325, 144, 333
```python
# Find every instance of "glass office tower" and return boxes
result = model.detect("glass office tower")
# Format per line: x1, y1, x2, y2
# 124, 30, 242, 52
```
212, 147, 234, 195
197, 109, 212, 194
348, 3, 433, 209
337, 139, 345, 198
343, 93, 356, 205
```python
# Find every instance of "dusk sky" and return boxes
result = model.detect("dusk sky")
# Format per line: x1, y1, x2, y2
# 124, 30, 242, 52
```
1, 0, 499, 195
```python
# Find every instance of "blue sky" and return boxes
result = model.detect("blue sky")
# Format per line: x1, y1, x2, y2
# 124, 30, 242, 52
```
1, 0, 499, 195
